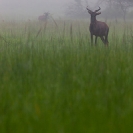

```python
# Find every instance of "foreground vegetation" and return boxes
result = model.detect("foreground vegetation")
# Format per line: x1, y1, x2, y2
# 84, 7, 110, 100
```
0, 19, 133, 133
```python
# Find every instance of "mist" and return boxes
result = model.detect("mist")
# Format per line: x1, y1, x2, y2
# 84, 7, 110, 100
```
0, 0, 97, 20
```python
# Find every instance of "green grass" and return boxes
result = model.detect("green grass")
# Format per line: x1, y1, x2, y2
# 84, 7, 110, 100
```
0, 19, 133, 133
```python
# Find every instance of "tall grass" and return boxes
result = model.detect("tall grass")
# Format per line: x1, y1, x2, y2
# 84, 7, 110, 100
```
0, 19, 133, 133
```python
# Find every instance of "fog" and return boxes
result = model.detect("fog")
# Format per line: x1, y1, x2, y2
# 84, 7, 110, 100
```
0, 0, 97, 19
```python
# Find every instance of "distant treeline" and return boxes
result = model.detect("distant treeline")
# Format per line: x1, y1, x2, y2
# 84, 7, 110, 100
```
65, 0, 133, 20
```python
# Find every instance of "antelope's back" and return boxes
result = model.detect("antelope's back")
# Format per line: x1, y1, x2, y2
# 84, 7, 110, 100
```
90, 21, 109, 36
38, 15, 46, 21
97, 21, 109, 36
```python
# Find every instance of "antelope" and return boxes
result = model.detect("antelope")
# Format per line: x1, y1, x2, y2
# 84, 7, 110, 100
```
38, 12, 49, 22
86, 7, 109, 46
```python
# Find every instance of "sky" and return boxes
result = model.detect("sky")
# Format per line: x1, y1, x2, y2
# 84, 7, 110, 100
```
0, 0, 98, 19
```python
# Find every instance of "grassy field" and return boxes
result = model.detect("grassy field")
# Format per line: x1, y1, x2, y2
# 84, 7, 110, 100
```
0, 19, 133, 133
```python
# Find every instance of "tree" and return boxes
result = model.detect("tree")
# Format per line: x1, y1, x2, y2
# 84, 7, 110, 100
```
98, 0, 133, 21
117, 0, 133, 21
65, 0, 91, 19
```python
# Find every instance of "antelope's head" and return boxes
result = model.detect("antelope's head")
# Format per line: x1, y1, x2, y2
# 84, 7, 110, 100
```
86, 7, 101, 22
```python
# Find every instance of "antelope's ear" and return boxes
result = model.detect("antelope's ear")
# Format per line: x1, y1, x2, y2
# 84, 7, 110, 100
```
96, 12, 101, 15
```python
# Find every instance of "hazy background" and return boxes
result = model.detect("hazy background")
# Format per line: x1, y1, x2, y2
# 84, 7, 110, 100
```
0, 0, 132, 20
0, 0, 97, 19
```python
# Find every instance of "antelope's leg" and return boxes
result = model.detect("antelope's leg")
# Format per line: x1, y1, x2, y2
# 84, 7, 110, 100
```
100, 36, 105, 44
91, 34, 93, 45
105, 37, 108, 46
95, 36, 97, 45
105, 29, 109, 45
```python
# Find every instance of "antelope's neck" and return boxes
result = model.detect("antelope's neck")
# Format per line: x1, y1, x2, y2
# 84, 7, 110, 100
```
90, 18, 97, 25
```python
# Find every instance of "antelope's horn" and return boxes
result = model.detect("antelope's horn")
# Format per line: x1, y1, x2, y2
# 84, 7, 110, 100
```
86, 6, 92, 13
95, 7, 101, 13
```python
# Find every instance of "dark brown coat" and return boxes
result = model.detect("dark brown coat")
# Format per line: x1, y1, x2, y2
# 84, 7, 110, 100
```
87, 7, 109, 46
38, 12, 49, 21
